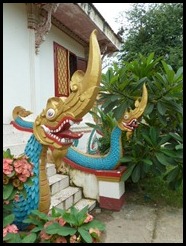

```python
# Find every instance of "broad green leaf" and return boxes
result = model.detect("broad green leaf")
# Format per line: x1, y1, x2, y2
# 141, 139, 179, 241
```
76, 205, 89, 225
159, 135, 171, 145
169, 132, 182, 142
25, 178, 34, 187
21, 233, 37, 243
157, 102, 166, 115
78, 228, 93, 243
31, 226, 44, 232
120, 156, 133, 163
45, 224, 76, 236
149, 127, 158, 145
155, 152, 170, 166
146, 52, 154, 65
142, 159, 153, 165
142, 133, 153, 146
143, 162, 152, 173
144, 103, 154, 115
161, 61, 175, 82
175, 144, 183, 150
62, 212, 77, 226
3, 184, 14, 200
30, 209, 50, 220
157, 113, 167, 126
164, 167, 180, 183
3, 148, 14, 158
131, 164, 141, 183
3, 233, 21, 243
160, 148, 178, 157
23, 217, 44, 227
81, 219, 105, 231
53, 207, 66, 216
122, 164, 136, 181
3, 214, 15, 227
174, 66, 183, 82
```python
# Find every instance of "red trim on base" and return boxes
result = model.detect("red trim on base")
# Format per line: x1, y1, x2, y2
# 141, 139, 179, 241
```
10, 121, 33, 133
99, 193, 125, 211
63, 156, 127, 181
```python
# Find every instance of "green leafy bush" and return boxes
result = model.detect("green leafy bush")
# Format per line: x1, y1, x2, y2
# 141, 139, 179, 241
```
94, 53, 183, 190
24, 206, 105, 243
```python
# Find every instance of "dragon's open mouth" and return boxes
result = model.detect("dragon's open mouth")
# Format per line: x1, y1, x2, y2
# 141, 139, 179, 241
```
41, 117, 83, 146
123, 119, 138, 131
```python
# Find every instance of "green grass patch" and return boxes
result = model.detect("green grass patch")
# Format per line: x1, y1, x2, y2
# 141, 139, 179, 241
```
125, 175, 183, 208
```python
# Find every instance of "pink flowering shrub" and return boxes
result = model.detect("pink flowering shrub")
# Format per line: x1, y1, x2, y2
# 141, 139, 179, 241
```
24, 205, 105, 243
3, 149, 36, 243
3, 149, 105, 243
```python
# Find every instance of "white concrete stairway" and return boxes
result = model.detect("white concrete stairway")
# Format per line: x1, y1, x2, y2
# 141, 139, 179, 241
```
47, 163, 97, 212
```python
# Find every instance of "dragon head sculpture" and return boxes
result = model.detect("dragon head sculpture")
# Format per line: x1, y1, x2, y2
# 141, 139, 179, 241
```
117, 83, 148, 139
33, 30, 101, 150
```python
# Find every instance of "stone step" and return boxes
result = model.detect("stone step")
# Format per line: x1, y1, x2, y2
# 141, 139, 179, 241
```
47, 163, 96, 212
49, 186, 82, 211
48, 174, 69, 196
74, 198, 97, 211
46, 163, 57, 177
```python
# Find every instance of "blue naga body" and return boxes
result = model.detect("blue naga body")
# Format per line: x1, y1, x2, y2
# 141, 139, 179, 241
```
13, 134, 42, 229
66, 127, 123, 170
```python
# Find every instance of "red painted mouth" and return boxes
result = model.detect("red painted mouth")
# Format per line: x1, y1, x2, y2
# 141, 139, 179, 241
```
123, 119, 138, 131
41, 116, 83, 146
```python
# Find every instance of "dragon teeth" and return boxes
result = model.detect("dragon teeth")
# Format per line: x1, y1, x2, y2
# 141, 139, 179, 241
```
41, 125, 50, 133
43, 119, 76, 134
69, 120, 74, 126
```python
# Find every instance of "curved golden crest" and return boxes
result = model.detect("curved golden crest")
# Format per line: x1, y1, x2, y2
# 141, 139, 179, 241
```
33, 30, 101, 150
62, 29, 101, 118
117, 83, 148, 138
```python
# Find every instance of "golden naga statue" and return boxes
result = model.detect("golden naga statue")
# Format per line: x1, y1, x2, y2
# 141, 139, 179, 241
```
10, 29, 148, 229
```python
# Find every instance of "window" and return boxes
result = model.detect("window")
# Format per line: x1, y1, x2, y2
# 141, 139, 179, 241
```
53, 42, 87, 97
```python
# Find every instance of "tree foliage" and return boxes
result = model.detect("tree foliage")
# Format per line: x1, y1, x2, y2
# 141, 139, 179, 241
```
117, 3, 183, 70
95, 53, 183, 190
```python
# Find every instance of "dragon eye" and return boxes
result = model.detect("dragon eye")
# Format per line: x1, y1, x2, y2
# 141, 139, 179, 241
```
46, 108, 55, 119
124, 115, 129, 120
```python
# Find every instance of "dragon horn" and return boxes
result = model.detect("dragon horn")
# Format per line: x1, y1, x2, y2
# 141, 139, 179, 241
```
63, 29, 101, 118
129, 83, 148, 118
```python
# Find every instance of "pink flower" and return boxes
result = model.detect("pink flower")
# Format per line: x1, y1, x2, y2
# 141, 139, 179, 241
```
40, 230, 52, 240
3, 227, 8, 238
3, 224, 19, 238
18, 174, 27, 183
70, 235, 78, 243
54, 236, 67, 243
3, 200, 10, 205
56, 217, 66, 226
44, 221, 54, 228
3, 159, 13, 175
84, 213, 94, 223
14, 194, 19, 201
14, 159, 33, 178
7, 224, 19, 234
